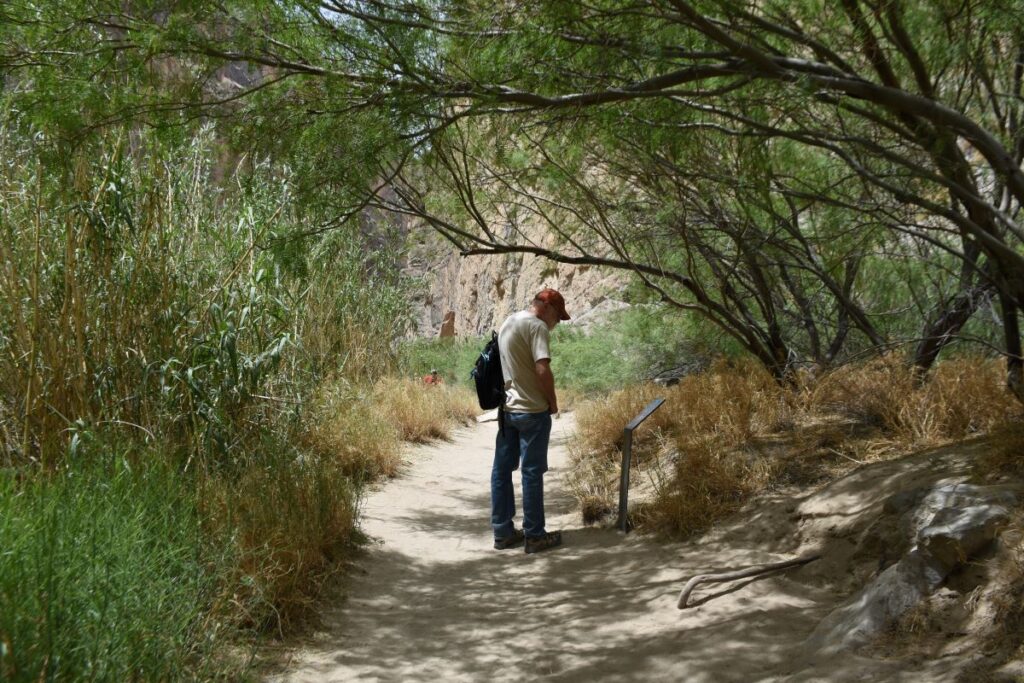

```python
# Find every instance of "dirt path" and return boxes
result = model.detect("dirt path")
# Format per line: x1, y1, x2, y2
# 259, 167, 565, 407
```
266, 414, 954, 682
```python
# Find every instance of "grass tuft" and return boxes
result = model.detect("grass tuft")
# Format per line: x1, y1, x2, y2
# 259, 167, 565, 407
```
374, 379, 480, 443
199, 442, 358, 635
640, 436, 776, 538
302, 384, 403, 479
807, 356, 1018, 444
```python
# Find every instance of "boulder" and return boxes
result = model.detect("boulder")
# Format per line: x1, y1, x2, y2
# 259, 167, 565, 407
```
804, 483, 1016, 656
804, 548, 947, 656
902, 483, 1018, 540
919, 504, 1010, 570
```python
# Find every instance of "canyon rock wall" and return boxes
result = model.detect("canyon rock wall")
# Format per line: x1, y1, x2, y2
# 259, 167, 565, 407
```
404, 226, 628, 339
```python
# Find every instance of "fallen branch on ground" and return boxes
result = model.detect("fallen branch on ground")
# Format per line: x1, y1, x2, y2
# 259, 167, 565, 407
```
676, 554, 822, 609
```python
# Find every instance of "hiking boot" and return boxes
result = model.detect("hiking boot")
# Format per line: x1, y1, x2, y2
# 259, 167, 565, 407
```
494, 528, 525, 550
524, 531, 562, 554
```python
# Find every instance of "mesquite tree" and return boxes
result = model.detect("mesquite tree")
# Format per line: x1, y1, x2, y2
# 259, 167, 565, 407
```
4, 0, 1021, 390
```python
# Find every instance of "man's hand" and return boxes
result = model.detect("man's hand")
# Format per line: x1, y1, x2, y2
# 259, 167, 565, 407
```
535, 358, 558, 415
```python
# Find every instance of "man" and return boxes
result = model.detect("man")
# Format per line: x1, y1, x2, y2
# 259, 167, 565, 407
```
422, 369, 442, 386
491, 288, 570, 554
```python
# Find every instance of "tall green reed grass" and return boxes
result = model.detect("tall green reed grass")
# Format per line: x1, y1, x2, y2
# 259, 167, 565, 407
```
0, 122, 412, 469
0, 117, 415, 677
0, 454, 218, 682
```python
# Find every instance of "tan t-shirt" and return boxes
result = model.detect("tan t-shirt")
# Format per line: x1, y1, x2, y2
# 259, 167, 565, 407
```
498, 310, 551, 413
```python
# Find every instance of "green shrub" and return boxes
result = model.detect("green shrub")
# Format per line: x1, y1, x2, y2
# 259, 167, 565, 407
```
552, 305, 728, 394
397, 337, 483, 388
549, 325, 635, 394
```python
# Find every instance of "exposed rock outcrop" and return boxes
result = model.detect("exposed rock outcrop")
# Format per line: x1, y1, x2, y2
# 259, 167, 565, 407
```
403, 225, 628, 338
800, 467, 1018, 656
438, 311, 456, 338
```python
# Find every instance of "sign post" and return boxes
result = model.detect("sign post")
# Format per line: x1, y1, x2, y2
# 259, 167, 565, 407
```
616, 398, 665, 532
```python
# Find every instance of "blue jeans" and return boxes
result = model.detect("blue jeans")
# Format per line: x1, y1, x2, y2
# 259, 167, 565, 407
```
491, 410, 552, 540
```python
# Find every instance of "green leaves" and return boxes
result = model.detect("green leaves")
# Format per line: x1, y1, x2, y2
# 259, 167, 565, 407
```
6, 0, 1023, 379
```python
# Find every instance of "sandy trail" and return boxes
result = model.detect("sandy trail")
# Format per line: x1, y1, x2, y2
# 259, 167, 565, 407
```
267, 414, 946, 682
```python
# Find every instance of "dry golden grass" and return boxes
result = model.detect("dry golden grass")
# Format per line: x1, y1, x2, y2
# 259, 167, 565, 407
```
571, 354, 1023, 540
574, 383, 666, 458
977, 422, 1024, 479
659, 358, 789, 445
771, 418, 880, 485
921, 359, 1021, 437
302, 384, 403, 479
302, 379, 480, 479
805, 354, 910, 426
199, 454, 358, 633
573, 359, 786, 454
374, 378, 479, 443
568, 384, 670, 523
569, 359, 788, 535
640, 436, 777, 538
565, 433, 622, 525
807, 355, 1020, 445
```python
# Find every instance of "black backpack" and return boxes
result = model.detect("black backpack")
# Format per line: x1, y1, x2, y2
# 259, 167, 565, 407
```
471, 331, 505, 410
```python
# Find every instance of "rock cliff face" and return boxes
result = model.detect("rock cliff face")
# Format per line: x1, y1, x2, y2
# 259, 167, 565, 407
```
404, 226, 627, 338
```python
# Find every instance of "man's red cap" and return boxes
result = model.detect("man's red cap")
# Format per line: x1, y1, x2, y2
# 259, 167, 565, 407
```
535, 288, 571, 321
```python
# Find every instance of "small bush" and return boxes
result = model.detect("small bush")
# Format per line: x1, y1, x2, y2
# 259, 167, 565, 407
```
919, 358, 1019, 438
809, 355, 1020, 445
806, 354, 912, 428
660, 358, 785, 446
548, 325, 638, 394
574, 384, 665, 459
565, 434, 625, 526
642, 436, 776, 538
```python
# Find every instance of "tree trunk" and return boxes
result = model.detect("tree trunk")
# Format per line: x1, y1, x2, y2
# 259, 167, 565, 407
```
1001, 290, 1024, 405
913, 281, 995, 376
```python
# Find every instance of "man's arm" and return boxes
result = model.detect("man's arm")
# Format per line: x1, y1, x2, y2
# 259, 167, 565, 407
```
535, 358, 558, 414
